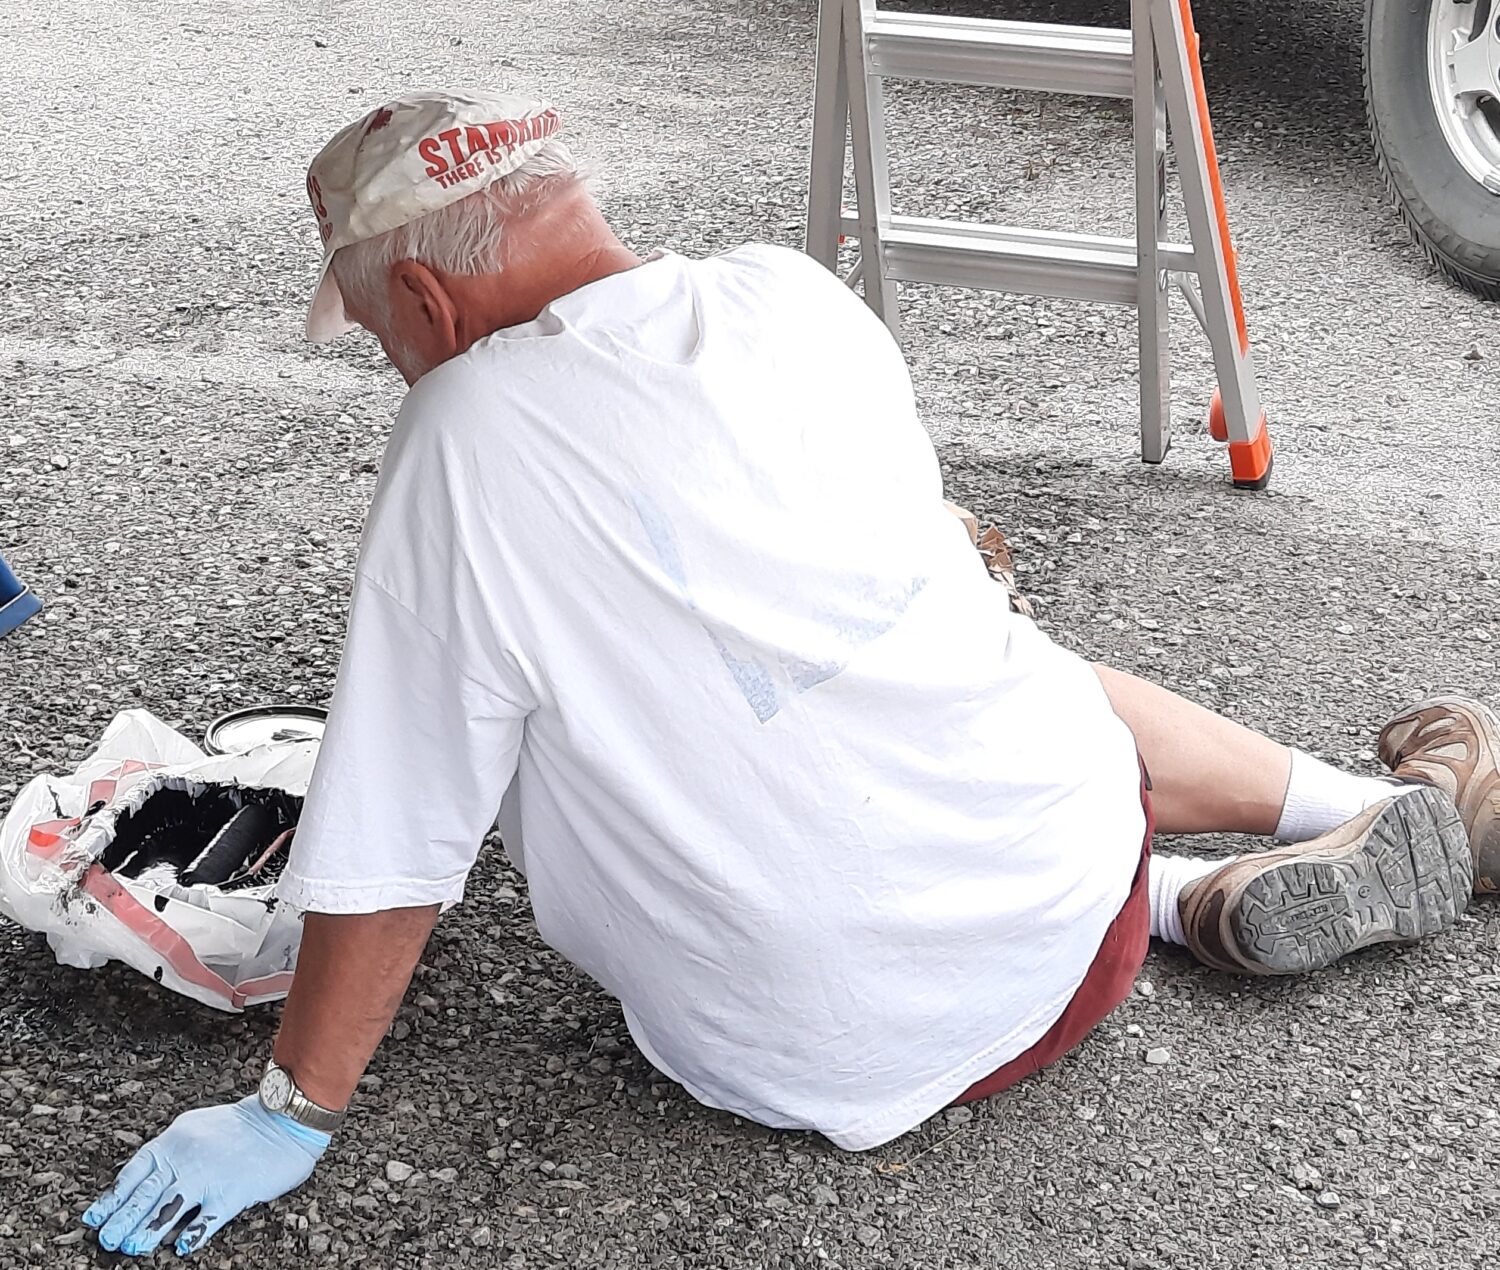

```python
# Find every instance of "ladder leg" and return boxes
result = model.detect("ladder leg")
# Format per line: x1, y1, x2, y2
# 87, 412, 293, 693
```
807, 0, 849, 270
1152, 0, 1272, 488
844, 0, 902, 339
1133, 0, 1171, 465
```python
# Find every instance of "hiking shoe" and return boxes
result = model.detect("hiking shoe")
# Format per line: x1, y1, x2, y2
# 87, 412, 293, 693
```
1379, 695, 1500, 894
1179, 786, 1471, 975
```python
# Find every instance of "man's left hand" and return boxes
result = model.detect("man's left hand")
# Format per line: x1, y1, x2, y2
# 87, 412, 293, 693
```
82, 1095, 329, 1257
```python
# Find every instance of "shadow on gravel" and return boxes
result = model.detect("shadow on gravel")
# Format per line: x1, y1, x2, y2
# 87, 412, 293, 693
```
0, 924, 254, 1057
934, 447, 1315, 512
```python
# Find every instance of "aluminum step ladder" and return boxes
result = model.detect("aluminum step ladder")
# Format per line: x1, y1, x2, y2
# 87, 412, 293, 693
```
806, 0, 1274, 489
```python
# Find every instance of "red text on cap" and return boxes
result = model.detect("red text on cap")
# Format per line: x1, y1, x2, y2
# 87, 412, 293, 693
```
418, 109, 560, 181
306, 173, 333, 242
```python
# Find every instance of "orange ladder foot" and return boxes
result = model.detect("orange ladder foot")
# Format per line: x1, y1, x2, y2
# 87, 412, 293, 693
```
1208, 390, 1274, 490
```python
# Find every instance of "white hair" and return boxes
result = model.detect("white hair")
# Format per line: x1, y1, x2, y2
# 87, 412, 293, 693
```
331, 138, 583, 325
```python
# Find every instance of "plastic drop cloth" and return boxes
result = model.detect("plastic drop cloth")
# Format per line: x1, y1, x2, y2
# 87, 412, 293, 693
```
0, 709, 318, 1011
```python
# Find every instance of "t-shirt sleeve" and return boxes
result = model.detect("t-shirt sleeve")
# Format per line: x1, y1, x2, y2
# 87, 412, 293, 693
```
276, 575, 529, 914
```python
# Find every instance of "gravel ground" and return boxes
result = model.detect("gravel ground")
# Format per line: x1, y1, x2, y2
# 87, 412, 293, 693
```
3, 1, 1500, 1267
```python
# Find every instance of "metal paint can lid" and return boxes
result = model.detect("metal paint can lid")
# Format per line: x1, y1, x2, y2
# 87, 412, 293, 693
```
204, 704, 329, 755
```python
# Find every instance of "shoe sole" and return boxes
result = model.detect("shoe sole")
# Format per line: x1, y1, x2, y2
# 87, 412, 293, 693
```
1228, 787, 1472, 974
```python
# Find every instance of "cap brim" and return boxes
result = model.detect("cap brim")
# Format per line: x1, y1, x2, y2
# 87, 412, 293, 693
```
306, 254, 359, 344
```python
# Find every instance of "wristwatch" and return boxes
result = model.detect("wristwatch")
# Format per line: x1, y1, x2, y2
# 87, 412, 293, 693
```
257, 1059, 346, 1133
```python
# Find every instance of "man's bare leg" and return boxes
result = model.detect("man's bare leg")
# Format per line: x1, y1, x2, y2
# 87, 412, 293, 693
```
1092, 664, 1289, 836
1088, 663, 1472, 973
1091, 663, 1436, 843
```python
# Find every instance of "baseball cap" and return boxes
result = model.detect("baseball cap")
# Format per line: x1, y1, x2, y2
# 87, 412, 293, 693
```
304, 90, 561, 343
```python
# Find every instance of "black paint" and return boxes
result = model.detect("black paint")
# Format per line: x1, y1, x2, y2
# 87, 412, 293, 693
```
146, 1193, 184, 1232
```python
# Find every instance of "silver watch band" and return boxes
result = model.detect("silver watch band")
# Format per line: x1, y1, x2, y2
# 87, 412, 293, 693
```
261, 1060, 346, 1133
284, 1087, 345, 1133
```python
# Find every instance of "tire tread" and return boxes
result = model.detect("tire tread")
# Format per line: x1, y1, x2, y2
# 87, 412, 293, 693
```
1363, 0, 1500, 299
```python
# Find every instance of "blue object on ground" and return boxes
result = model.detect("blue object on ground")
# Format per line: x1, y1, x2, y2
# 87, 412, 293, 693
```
0, 552, 42, 638
82, 1095, 329, 1257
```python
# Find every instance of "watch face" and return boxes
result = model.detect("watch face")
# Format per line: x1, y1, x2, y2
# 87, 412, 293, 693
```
261, 1066, 294, 1111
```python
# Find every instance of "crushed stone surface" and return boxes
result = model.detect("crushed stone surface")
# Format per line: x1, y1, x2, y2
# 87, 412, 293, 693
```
2, 0, 1498, 1266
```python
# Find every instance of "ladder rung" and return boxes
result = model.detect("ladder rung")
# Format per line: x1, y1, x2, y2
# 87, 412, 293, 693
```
840, 214, 1196, 307
865, 12, 1135, 99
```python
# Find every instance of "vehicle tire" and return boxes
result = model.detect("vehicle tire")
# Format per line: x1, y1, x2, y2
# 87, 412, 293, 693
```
1366, 0, 1500, 298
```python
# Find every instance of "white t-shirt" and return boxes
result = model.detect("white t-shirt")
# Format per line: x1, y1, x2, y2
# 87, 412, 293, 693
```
278, 244, 1145, 1151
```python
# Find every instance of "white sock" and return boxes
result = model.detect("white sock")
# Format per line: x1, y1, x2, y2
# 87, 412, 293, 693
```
1274, 748, 1423, 843
1147, 854, 1228, 945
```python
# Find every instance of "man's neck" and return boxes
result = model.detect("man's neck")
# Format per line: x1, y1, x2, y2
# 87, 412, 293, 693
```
450, 198, 644, 341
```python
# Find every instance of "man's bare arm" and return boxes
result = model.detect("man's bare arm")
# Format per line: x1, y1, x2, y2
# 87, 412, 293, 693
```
273, 905, 441, 1109
84, 904, 441, 1256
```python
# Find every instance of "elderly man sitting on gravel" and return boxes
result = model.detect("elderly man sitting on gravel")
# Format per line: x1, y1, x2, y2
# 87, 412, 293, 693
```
82, 91, 1500, 1258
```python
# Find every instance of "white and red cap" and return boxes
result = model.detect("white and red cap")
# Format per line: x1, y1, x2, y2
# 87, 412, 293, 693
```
304, 90, 561, 343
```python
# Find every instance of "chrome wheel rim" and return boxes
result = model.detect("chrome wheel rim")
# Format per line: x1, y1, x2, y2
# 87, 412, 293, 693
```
1427, 0, 1500, 192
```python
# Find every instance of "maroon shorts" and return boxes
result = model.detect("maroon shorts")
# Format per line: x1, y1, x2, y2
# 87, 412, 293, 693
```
953, 761, 1155, 1105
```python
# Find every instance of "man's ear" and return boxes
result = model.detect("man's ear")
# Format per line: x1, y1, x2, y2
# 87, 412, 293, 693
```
389, 261, 460, 352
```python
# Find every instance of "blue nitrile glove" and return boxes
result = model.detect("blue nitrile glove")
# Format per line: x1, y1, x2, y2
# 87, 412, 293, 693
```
82, 1094, 330, 1257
